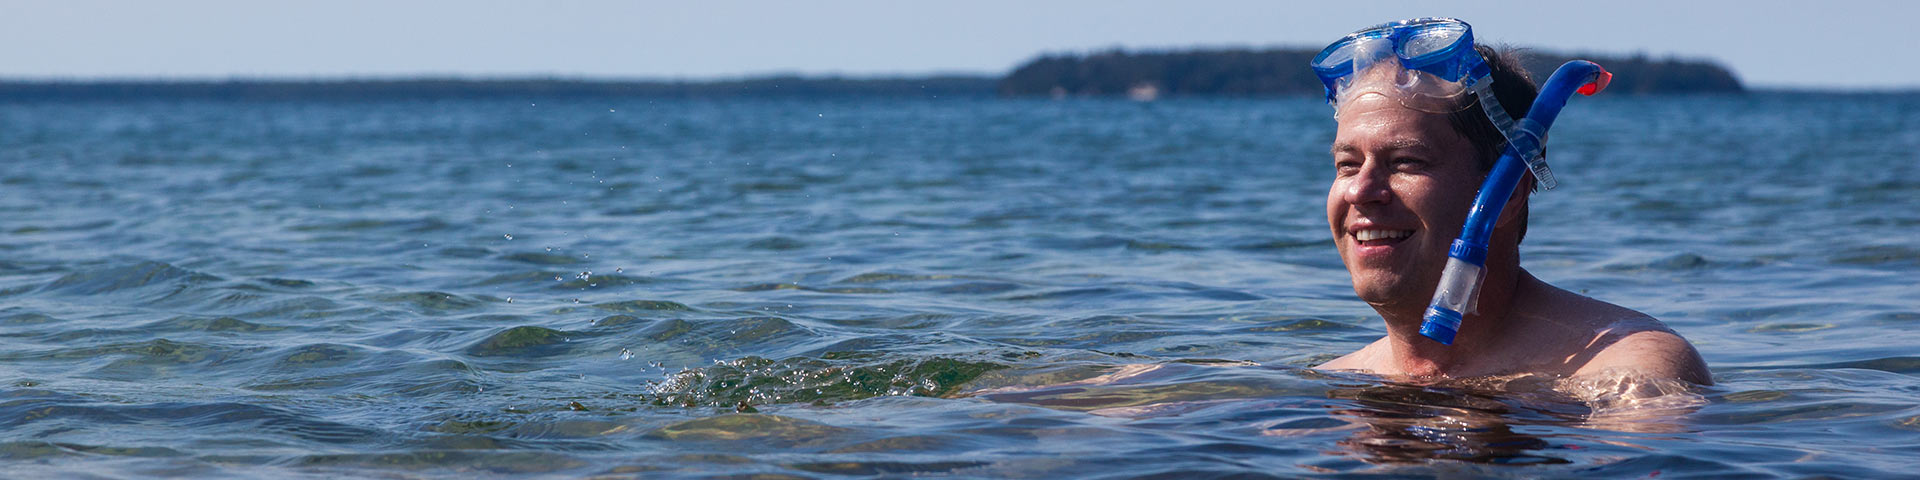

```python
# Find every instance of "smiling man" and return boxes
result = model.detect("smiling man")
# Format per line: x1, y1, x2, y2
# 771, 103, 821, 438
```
1307, 19, 1709, 384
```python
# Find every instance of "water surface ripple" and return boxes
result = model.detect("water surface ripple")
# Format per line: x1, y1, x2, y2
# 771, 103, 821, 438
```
1, 94, 1916, 478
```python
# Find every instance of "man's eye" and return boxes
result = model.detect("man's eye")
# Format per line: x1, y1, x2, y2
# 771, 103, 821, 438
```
1393, 158, 1426, 170
1334, 161, 1360, 175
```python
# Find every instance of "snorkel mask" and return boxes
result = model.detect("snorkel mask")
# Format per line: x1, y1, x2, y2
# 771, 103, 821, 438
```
1313, 18, 1613, 345
1312, 17, 1557, 190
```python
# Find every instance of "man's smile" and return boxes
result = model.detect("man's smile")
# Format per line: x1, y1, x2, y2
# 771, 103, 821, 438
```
1352, 229, 1413, 245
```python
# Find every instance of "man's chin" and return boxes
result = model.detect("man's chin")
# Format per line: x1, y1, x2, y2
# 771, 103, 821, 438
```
1350, 277, 1432, 313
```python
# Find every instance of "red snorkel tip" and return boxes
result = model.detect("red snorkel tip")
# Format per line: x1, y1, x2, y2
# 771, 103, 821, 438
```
1578, 66, 1612, 96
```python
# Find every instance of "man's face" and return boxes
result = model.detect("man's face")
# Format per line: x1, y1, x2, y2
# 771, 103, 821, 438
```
1327, 93, 1484, 309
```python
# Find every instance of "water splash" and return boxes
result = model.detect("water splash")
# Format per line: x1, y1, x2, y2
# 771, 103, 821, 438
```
641, 354, 1011, 408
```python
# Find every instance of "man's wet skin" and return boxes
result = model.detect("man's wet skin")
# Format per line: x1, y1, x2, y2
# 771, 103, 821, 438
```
1314, 90, 1709, 385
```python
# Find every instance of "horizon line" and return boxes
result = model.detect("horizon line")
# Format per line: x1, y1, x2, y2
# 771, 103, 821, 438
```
5, 75, 1914, 93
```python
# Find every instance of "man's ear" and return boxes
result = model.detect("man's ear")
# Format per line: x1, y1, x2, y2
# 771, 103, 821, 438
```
1495, 173, 1533, 231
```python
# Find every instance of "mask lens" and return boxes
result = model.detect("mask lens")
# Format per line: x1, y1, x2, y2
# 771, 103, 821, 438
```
1398, 23, 1466, 59
1312, 38, 1357, 71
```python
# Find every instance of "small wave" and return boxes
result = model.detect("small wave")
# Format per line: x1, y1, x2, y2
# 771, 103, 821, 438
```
1242, 317, 1358, 334
1125, 239, 1201, 252
39, 261, 220, 296
790, 459, 992, 476
1231, 237, 1328, 251
729, 181, 804, 192
252, 277, 317, 289
1746, 322, 1835, 333
497, 252, 585, 265
7, 219, 115, 235
1597, 252, 1713, 272
0, 311, 60, 326
745, 235, 806, 251
731, 282, 891, 294
647, 413, 853, 448
244, 356, 481, 395
273, 343, 368, 368
470, 270, 662, 290
587, 314, 645, 329
231, 296, 352, 321
1829, 245, 1920, 267
718, 316, 808, 343
999, 287, 1121, 302
586, 299, 692, 313
5, 400, 382, 446
467, 326, 578, 358
1795, 356, 1920, 374
285, 216, 452, 233
836, 272, 957, 283
0, 441, 185, 460
360, 291, 484, 312
290, 450, 588, 473
932, 281, 1023, 294
137, 316, 281, 334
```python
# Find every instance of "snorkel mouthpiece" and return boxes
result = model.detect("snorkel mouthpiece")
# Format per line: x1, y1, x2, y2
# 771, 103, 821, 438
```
1418, 60, 1610, 345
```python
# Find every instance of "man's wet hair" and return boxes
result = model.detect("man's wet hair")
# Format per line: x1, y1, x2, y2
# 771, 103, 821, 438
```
1447, 44, 1538, 243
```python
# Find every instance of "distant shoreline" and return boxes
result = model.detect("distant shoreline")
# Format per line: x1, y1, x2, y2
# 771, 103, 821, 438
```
0, 76, 1003, 101
0, 47, 1756, 101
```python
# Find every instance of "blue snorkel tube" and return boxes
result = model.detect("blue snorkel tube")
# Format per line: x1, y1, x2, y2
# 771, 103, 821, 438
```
1418, 61, 1612, 345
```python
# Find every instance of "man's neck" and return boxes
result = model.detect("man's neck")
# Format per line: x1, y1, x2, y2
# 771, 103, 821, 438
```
1374, 261, 1529, 378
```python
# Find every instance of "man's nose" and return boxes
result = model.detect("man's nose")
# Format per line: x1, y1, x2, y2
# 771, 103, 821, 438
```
1344, 162, 1393, 205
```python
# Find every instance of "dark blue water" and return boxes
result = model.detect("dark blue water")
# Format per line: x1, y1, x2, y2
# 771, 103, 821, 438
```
2, 94, 1917, 478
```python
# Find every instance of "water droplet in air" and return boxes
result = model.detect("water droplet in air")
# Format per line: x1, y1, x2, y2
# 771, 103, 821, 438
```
615, 267, 623, 273
503, 234, 513, 240
620, 348, 634, 360
505, 297, 512, 303
554, 276, 563, 282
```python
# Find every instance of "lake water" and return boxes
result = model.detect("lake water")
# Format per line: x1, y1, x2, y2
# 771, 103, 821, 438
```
2, 93, 1916, 478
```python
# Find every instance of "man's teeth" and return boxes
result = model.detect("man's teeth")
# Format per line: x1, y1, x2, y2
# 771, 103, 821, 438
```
1354, 230, 1413, 242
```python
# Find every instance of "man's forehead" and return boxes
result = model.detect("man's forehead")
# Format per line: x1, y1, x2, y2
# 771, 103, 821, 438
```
1334, 103, 1455, 145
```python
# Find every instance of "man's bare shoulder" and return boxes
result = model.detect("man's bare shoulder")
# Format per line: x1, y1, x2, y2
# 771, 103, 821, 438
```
1516, 280, 1711, 384
1575, 325, 1712, 385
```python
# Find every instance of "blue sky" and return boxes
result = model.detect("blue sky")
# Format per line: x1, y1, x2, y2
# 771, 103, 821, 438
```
2, 0, 1909, 89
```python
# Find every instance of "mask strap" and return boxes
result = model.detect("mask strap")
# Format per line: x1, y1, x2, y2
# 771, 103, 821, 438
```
1470, 80, 1558, 190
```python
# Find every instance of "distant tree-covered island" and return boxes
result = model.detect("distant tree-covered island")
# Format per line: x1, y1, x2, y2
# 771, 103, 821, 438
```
999, 47, 1744, 98
0, 75, 1000, 101
0, 47, 1742, 101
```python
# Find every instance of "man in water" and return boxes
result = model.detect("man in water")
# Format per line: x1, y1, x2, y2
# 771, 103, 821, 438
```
1311, 40, 1710, 384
